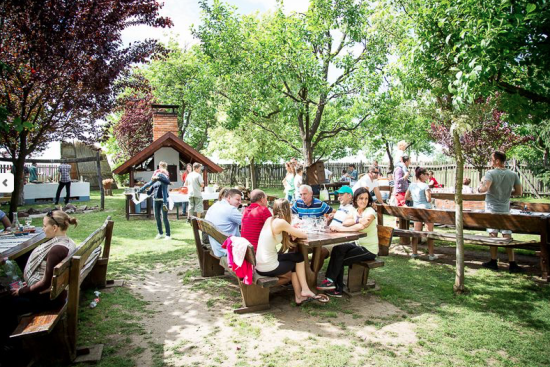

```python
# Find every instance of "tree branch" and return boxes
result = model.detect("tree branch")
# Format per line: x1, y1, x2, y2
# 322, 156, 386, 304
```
250, 119, 301, 153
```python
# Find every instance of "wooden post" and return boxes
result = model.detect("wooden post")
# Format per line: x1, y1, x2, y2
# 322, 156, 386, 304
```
96, 150, 104, 211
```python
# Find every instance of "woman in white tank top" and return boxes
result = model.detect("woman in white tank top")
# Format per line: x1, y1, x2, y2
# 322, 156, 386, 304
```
255, 199, 329, 305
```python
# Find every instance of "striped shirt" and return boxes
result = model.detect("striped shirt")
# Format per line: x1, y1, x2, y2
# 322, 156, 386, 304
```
292, 198, 333, 218
241, 203, 272, 252
330, 204, 355, 227
58, 164, 72, 183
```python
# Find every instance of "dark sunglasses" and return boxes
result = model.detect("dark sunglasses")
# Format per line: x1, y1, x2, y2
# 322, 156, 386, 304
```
47, 210, 60, 226
372, 171, 380, 174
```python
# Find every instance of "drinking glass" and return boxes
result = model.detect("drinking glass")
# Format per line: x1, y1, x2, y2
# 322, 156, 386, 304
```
25, 217, 32, 227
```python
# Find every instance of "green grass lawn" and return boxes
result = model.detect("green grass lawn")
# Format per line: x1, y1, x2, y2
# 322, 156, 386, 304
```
12, 190, 550, 366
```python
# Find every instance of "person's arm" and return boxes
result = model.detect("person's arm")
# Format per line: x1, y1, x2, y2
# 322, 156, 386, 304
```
477, 178, 492, 193
15, 245, 68, 296
333, 212, 375, 232
273, 218, 307, 239
374, 187, 384, 204
230, 208, 243, 225
405, 189, 411, 201
199, 175, 205, 188
1, 215, 11, 229
512, 184, 522, 197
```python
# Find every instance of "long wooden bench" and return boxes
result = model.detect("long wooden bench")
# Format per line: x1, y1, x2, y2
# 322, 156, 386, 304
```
344, 225, 393, 295
191, 217, 279, 314
10, 216, 115, 363
377, 204, 550, 281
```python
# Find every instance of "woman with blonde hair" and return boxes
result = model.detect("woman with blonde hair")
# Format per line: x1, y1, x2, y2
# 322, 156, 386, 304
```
282, 162, 296, 202
256, 199, 329, 305
2, 210, 78, 342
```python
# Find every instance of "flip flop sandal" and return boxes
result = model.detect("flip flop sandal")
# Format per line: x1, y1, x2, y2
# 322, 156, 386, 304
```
296, 294, 330, 306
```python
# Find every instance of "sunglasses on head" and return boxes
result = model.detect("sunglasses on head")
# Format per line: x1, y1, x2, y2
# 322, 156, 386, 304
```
47, 210, 60, 226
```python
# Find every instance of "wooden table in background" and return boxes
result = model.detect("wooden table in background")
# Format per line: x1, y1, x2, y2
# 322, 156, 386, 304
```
0, 230, 47, 270
294, 230, 368, 291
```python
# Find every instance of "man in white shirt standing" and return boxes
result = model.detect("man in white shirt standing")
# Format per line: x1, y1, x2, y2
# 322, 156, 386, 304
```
352, 165, 384, 204
185, 163, 205, 218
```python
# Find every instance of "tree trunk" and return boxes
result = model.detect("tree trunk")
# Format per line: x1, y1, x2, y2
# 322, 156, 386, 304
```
452, 128, 466, 294
478, 168, 483, 182
96, 150, 104, 211
249, 157, 257, 190
385, 140, 394, 173
302, 139, 313, 168
9, 135, 28, 218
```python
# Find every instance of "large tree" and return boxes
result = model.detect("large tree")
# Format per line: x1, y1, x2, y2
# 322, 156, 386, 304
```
0, 0, 171, 214
194, 0, 395, 167
396, 0, 550, 291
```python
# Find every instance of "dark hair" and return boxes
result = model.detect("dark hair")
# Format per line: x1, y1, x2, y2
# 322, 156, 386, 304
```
193, 162, 202, 170
463, 177, 471, 185
348, 164, 356, 169
227, 189, 242, 198
352, 187, 373, 209
296, 166, 303, 174
402, 155, 410, 163
342, 169, 347, 174
415, 167, 427, 179
493, 151, 506, 163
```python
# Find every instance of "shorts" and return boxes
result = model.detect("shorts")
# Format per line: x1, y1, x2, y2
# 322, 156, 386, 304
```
395, 192, 407, 206
188, 196, 204, 214
486, 210, 512, 235
256, 252, 304, 276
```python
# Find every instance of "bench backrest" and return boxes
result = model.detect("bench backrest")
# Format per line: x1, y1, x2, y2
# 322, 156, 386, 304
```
50, 216, 114, 300
377, 204, 547, 235
191, 217, 256, 266
510, 202, 550, 213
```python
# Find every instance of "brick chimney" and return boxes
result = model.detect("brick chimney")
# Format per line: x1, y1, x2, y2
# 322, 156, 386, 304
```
152, 104, 179, 141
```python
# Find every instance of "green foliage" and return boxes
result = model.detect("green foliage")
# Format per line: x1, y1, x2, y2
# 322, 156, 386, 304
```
194, 0, 396, 165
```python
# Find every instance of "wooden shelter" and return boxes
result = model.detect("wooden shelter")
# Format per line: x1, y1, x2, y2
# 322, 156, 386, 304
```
112, 104, 222, 186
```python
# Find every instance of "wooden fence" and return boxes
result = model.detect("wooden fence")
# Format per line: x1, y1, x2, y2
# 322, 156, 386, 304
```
208, 161, 550, 196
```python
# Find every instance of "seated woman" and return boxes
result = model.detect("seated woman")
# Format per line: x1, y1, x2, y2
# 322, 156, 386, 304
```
406, 167, 436, 260
255, 199, 329, 305
318, 187, 377, 297
2, 210, 77, 341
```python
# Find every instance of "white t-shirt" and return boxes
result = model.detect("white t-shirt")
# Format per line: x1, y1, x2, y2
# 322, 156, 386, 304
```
329, 204, 355, 228
185, 171, 204, 198
352, 174, 379, 193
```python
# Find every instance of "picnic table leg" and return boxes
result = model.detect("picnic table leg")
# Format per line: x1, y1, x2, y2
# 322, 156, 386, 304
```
125, 195, 130, 220
399, 219, 411, 246
298, 245, 319, 292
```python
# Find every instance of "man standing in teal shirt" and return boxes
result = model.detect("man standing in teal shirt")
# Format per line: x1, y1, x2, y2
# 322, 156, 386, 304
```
478, 151, 523, 273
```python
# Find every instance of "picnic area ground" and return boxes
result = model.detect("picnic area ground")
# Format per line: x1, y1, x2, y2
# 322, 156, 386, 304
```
18, 189, 550, 367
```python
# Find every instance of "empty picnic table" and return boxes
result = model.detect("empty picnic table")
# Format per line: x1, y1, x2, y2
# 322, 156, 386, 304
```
294, 230, 368, 291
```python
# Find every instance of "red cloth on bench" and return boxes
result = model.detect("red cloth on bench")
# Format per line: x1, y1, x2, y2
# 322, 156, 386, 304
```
222, 237, 254, 285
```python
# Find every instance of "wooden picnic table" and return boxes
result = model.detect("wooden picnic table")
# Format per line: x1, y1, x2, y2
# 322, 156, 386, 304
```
431, 193, 486, 201
0, 230, 47, 270
294, 230, 368, 291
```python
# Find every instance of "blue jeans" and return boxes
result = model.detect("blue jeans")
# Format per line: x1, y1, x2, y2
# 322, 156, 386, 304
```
154, 200, 170, 236
139, 181, 169, 205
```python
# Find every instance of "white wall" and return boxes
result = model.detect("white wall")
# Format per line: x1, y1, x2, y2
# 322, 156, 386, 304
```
154, 147, 182, 187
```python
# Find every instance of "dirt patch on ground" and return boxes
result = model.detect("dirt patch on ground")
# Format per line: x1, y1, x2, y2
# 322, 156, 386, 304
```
127, 264, 419, 366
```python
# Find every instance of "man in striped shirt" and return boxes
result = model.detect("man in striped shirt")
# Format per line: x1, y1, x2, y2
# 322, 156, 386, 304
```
327, 186, 354, 228
241, 190, 272, 252
292, 185, 333, 218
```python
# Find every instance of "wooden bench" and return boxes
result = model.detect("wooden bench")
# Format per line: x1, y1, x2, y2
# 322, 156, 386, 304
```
191, 217, 279, 314
377, 204, 550, 281
10, 216, 115, 363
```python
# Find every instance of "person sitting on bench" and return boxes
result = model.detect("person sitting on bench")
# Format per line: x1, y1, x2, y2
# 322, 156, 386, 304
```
1, 210, 77, 351
406, 167, 436, 260
318, 187, 377, 297
256, 199, 329, 305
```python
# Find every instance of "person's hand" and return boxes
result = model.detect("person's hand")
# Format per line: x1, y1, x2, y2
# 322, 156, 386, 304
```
329, 226, 340, 232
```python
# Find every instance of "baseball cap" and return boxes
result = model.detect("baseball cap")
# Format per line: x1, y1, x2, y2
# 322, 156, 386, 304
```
336, 186, 353, 195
